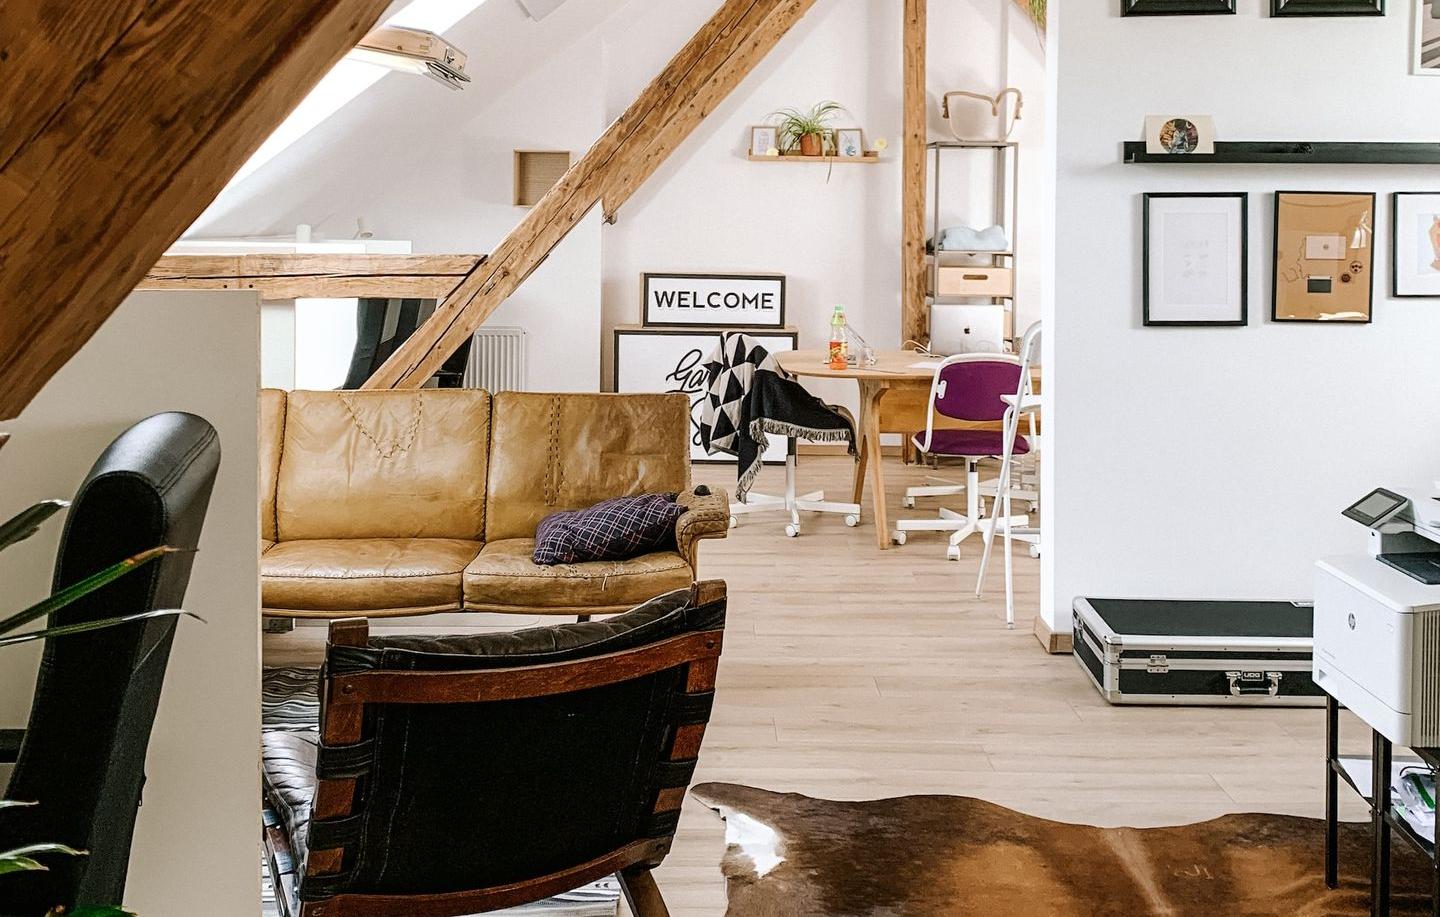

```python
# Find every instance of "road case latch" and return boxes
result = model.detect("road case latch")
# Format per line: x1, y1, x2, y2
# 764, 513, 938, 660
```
1226, 670, 1281, 697
1146, 654, 1169, 673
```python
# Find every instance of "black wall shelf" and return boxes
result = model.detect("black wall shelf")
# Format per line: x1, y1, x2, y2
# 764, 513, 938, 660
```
1122, 141, 1440, 165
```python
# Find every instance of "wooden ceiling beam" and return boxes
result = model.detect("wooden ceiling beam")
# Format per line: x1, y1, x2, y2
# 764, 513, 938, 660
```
0, 0, 392, 421
900, 0, 928, 348
141, 254, 485, 300
363, 0, 821, 391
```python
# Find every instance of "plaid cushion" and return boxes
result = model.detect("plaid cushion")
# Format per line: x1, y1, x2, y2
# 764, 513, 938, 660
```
533, 493, 683, 566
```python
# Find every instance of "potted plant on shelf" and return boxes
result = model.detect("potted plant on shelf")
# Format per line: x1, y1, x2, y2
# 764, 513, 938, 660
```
772, 101, 846, 157
0, 498, 196, 917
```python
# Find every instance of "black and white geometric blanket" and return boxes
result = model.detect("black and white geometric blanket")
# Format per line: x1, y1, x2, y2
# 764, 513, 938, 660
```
700, 332, 855, 499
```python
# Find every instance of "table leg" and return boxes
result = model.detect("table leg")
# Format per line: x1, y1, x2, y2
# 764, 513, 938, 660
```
857, 380, 890, 550
1373, 730, 1392, 917
1326, 694, 1339, 889
852, 428, 869, 507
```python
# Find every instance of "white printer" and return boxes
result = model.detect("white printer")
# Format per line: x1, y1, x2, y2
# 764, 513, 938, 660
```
1314, 486, 1440, 746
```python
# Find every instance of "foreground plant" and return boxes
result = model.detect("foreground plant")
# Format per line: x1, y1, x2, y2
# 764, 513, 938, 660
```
0, 499, 199, 916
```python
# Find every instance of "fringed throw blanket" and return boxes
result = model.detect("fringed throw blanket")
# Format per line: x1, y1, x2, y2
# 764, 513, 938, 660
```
700, 333, 855, 500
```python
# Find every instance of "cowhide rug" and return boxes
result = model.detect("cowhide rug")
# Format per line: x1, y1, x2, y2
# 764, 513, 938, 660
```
692, 783, 1436, 916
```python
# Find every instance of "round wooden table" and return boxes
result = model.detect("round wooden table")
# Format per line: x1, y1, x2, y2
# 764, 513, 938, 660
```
774, 349, 946, 549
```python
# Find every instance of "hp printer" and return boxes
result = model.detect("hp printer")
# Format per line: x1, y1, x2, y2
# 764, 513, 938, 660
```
1314, 486, 1440, 746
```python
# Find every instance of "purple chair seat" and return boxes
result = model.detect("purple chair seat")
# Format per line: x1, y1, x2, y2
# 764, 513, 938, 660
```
912, 428, 1030, 459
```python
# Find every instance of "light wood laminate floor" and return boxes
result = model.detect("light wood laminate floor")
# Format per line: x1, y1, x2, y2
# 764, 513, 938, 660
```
265, 455, 1371, 916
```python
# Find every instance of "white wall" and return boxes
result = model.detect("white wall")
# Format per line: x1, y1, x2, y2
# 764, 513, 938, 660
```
190, 0, 1046, 400
599, 0, 1048, 411
0, 292, 261, 915
1046, 1, 1440, 633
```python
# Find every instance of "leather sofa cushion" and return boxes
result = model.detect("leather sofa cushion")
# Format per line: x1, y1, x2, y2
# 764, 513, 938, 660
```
276, 390, 491, 541
485, 392, 691, 542
260, 389, 287, 543
463, 539, 692, 614
263, 538, 481, 615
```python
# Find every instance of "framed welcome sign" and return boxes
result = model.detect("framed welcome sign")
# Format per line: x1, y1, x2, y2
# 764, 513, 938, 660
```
614, 327, 797, 463
642, 272, 786, 328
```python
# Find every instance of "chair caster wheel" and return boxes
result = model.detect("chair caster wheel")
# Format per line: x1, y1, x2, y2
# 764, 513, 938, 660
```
1028, 503, 1038, 513
1029, 545, 1041, 559
844, 514, 859, 528
947, 545, 961, 561
728, 516, 738, 529
892, 531, 907, 546
784, 524, 799, 538
903, 497, 916, 509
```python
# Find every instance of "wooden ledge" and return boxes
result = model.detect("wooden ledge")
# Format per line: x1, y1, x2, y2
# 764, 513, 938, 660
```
139, 253, 485, 300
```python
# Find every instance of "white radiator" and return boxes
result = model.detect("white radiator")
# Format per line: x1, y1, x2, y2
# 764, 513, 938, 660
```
463, 326, 528, 392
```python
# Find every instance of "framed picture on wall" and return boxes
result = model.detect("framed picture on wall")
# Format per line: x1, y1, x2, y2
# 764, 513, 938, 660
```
1143, 193, 1249, 326
614, 327, 798, 463
1393, 193, 1440, 297
1122, 0, 1236, 14
1416, 0, 1440, 75
1272, 191, 1377, 323
750, 126, 779, 157
834, 128, 865, 159
1271, 0, 1384, 14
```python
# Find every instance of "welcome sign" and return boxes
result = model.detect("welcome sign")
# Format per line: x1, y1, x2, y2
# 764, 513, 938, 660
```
643, 272, 786, 328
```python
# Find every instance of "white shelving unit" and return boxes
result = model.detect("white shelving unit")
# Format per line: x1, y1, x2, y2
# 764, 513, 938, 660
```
927, 140, 1020, 338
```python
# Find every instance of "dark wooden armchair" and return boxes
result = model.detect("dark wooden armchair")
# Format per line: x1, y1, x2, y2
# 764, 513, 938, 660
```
261, 580, 727, 917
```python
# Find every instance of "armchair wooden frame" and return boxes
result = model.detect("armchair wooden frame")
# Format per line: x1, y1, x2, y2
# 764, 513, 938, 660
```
270, 581, 726, 917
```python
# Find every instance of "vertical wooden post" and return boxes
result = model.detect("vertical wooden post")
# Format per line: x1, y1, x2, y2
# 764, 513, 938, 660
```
901, 0, 929, 347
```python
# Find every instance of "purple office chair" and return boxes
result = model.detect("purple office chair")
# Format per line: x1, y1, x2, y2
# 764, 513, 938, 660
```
892, 354, 1031, 560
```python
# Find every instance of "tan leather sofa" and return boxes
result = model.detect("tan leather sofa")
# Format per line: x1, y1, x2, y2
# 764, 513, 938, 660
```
259, 389, 729, 619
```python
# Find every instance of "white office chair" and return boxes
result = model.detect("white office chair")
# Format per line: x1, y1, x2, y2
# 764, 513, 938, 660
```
729, 437, 860, 538
976, 321, 1042, 628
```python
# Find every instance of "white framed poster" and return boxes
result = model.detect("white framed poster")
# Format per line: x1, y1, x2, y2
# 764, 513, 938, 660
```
1393, 192, 1440, 297
642, 273, 786, 328
1416, 0, 1439, 76
614, 328, 797, 463
1143, 192, 1248, 326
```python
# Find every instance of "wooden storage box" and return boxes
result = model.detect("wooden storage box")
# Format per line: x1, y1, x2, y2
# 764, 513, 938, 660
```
933, 265, 1013, 298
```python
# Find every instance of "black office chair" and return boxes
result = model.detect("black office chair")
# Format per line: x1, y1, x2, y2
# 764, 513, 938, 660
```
0, 412, 221, 917
261, 581, 727, 917
341, 298, 471, 390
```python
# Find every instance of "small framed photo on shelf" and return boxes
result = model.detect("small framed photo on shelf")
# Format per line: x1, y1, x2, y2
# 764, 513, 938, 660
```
1392, 192, 1440, 297
1416, 0, 1440, 76
1143, 115, 1216, 155
1143, 193, 1248, 326
1272, 191, 1377, 323
749, 126, 779, 157
834, 128, 865, 159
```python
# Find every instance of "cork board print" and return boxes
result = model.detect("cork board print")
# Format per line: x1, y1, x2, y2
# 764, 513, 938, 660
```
1272, 191, 1376, 323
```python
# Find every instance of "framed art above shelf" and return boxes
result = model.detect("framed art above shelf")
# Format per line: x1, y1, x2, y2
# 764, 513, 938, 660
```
1122, 141, 1440, 165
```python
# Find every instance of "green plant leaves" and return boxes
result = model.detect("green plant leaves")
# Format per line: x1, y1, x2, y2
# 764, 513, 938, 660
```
0, 501, 69, 553
0, 609, 203, 648
0, 546, 176, 638
54, 907, 137, 917
0, 842, 86, 875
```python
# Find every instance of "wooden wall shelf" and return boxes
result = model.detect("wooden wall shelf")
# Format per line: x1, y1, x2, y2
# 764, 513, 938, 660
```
747, 153, 882, 164
1122, 141, 1440, 165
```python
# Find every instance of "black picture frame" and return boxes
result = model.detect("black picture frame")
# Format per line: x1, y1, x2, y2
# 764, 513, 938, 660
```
1123, 0, 1236, 14
1271, 190, 1377, 325
1271, 0, 1384, 15
1391, 192, 1440, 298
641, 272, 787, 329
1143, 192, 1249, 327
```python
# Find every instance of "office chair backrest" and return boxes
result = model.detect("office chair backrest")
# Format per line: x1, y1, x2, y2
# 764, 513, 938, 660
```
0, 412, 221, 916
295, 582, 727, 916
930, 354, 1024, 423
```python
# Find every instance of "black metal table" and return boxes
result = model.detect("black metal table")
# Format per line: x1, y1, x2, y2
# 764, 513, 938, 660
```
1325, 693, 1440, 916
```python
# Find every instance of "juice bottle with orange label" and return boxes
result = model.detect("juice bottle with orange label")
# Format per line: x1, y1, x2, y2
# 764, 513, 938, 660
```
828, 305, 848, 370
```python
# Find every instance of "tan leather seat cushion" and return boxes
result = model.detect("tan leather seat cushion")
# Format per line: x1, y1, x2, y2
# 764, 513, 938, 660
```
263, 538, 481, 616
485, 392, 691, 542
463, 539, 693, 614
276, 390, 490, 541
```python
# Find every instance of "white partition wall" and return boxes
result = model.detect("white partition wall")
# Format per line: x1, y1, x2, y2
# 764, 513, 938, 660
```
1045, 2, 1440, 635
0, 291, 262, 915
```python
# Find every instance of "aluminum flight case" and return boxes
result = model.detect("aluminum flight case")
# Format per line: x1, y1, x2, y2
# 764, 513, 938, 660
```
1072, 597, 1323, 706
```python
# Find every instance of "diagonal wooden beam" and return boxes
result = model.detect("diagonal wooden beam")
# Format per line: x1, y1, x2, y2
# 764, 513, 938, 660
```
900, 0, 928, 347
364, 0, 822, 391
0, 0, 392, 421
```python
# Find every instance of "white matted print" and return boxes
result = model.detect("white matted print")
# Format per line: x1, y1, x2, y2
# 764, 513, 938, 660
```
614, 328, 797, 463
1393, 193, 1440, 297
750, 126, 779, 156
643, 273, 786, 328
834, 128, 865, 158
1417, 0, 1439, 76
1143, 193, 1248, 326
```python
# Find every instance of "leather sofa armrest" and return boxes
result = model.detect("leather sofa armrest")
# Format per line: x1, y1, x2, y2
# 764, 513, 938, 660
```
0, 728, 24, 764
675, 486, 730, 568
